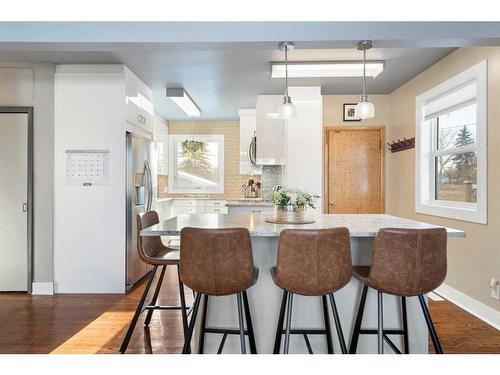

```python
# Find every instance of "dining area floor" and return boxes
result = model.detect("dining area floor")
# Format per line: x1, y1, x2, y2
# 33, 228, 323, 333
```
0, 266, 498, 354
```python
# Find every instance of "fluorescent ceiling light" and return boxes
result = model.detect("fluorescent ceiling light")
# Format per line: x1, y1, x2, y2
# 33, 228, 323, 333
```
271, 61, 384, 78
166, 88, 201, 117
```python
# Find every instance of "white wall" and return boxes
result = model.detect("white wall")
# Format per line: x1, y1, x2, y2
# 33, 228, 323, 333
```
0, 63, 55, 289
54, 66, 126, 293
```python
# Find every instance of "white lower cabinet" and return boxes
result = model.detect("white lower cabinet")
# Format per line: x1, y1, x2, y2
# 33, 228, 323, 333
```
155, 200, 173, 221
170, 199, 228, 216
205, 206, 229, 214
227, 205, 274, 214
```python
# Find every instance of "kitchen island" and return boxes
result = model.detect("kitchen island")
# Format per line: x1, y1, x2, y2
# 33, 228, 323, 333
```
142, 213, 464, 354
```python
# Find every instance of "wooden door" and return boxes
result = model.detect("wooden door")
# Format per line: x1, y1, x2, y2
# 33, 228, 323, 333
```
325, 128, 384, 214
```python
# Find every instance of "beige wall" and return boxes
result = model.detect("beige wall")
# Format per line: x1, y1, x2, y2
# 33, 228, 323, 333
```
323, 95, 391, 126
168, 120, 258, 199
388, 47, 500, 312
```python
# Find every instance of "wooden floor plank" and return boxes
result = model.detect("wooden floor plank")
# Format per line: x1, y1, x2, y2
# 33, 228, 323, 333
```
0, 266, 498, 354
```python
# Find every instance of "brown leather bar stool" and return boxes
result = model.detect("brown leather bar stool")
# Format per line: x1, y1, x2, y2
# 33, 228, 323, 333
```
349, 228, 447, 354
271, 228, 352, 354
180, 227, 259, 354
119, 211, 190, 354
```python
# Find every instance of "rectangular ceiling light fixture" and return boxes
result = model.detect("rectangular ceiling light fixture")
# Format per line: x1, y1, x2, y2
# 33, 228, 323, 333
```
166, 88, 201, 117
271, 61, 384, 78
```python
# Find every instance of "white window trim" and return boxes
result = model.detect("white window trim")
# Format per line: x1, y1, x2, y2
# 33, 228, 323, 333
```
168, 134, 224, 194
415, 60, 488, 224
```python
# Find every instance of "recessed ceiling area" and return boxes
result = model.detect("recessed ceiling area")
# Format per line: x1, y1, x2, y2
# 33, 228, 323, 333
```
1, 22, 499, 120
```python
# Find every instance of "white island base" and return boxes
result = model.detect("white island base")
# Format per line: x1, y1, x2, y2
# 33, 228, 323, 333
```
192, 237, 426, 354
142, 213, 464, 354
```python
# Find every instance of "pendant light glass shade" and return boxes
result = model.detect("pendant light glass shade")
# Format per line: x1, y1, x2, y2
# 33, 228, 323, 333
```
355, 97, 375, 119
278, 97, 297, 119
356, 40, 375, 120
278, 41, 297, 119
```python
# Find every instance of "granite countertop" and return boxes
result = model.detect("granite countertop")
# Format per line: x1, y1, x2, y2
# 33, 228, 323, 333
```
141, 213, 465, 238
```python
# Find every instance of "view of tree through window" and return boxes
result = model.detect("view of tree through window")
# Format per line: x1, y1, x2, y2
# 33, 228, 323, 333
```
434, 104, 477, 202
176, 137, 220, 189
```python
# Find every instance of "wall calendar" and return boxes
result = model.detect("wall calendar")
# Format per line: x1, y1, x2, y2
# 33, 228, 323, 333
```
65, 150, 110, 186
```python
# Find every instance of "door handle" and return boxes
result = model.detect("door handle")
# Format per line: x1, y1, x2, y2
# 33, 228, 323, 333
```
22, 203, 28, 212
329, 201, 336, 206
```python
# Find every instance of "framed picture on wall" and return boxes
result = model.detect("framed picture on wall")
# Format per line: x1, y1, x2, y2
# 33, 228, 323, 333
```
343, 103, 361, 122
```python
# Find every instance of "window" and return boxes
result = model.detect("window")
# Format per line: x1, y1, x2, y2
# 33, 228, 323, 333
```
416, 60, 487, 224
168, 134, 224, 193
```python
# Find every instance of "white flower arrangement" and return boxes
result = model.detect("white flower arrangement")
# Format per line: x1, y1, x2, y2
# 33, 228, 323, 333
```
271, 187, 320, 209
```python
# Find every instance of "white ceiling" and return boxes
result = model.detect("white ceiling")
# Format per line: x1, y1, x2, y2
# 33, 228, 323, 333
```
1, 22, 499, 120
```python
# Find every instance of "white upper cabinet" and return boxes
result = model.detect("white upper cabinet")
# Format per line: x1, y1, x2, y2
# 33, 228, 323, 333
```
285, 87, 323, 211
239, 109, 262, 175
255, 95, 286, 165
125, 67, 154, 135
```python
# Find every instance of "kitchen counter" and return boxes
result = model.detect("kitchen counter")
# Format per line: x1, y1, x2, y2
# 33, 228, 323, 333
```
141, 213, 464, 354
141, 213, 464, 237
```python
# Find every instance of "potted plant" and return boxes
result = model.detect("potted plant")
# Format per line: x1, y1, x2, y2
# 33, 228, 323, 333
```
271, 187, 320, 223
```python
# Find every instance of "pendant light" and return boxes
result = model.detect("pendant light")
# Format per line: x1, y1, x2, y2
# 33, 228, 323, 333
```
355, 40, 375, 120
278, 41, 297, 119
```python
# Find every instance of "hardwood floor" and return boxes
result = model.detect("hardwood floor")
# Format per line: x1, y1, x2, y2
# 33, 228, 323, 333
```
0, 267, 498, 354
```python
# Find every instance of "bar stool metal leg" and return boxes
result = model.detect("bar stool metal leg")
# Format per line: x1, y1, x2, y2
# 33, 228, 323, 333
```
242, 291, 257, 354
329, 293, 348, 354
177, 266, 189, 337
236, 293, 247, 354
182, 292, 202, 354
321, 295, 334, 354
377, 291, 384, 354
418, 294, 443, 354
401, 296, 409, 354
349, 284, 368, 354
120, 266, 158, 354
283, 292, 294, 354
197, 294, 209, 354
144, 265, 167, 326
273, 290, 288, 354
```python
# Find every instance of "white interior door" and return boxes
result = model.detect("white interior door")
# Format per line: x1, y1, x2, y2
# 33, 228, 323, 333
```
0, 113, 28, 291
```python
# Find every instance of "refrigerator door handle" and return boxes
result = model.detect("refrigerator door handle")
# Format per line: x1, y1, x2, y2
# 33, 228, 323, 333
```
144, 160, 153, 211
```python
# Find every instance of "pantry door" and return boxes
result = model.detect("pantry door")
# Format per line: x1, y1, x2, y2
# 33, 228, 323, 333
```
325, 127, 385, 214
0, 108, 33, 291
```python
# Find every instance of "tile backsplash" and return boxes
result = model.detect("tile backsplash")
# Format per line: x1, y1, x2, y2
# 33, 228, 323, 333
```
261, 165, 285, 201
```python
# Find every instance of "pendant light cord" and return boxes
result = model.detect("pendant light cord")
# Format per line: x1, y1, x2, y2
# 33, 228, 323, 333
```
285, 44, 289, 98
362, 45, 366, 99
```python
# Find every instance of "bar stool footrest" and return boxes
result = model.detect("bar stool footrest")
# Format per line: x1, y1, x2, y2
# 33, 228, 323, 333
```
203, 326, 253, 354
357, 328, 405, 354
359, 329, 405, 335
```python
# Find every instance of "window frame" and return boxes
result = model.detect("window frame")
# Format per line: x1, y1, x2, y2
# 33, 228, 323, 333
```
168, 134, 225, 194
415, 60, 487, 224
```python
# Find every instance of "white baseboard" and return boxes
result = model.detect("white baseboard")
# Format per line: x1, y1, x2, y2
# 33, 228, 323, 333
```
32, 282, 54, 295
434, 283, 500, 330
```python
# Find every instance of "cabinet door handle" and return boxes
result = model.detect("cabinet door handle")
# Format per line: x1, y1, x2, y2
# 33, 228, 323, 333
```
22, 203, 28, 212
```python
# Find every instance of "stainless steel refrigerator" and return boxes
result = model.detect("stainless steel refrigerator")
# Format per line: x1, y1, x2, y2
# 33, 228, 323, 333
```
126, 132, 157, 289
